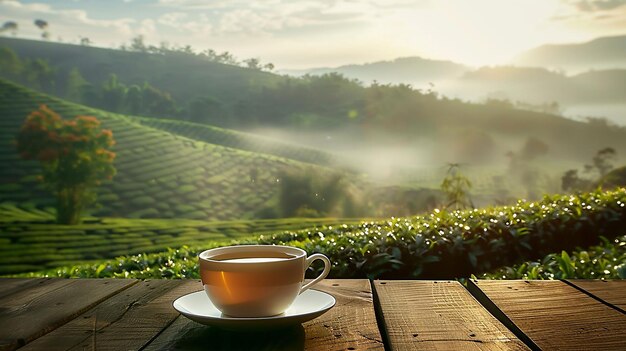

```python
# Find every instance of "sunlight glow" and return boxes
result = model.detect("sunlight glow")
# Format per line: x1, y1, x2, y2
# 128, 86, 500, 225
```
394, 0, 564, 65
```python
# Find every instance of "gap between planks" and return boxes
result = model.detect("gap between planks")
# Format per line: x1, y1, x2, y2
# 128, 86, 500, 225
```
465, 280, 541, 351
373, 280, 529, 351
469, 280, 626, 351
563, 279, 626, 315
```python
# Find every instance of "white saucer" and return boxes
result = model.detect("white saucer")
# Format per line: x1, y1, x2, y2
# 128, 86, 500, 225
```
173, 289, 336, 329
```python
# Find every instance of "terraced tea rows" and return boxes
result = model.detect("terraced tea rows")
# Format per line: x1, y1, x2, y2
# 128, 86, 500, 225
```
0, 79, 352, 220
134, 117, 339, 167
0, 205, 364, 274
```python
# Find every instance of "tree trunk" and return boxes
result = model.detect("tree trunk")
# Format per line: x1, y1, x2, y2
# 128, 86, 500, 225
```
56, 186, 83, 224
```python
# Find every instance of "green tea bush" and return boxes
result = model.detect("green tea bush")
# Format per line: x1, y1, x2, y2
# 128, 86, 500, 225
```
28, 189, 626, 279
130, 196, 156, 207
482, 235, 626, 280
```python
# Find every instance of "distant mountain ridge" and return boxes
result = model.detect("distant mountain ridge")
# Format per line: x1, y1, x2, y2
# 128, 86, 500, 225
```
453, 66, 626, 105
282, 56, 470, 87
514, 35, 626, 72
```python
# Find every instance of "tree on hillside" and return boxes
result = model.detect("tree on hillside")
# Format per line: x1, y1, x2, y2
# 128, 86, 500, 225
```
180, 45, 194, 55
562, 147, 617, 191
141, 82, 176, 116
440, 163, 473, 210
0, 21, 18, 36
64, 68, 88, 101
585, 147, 616, 178
243, 58, 261, 70
125, 85, 143, 114
23, 58, 56, 92
561, 170, 591, 192
520, 137, 549, 161
16, 105, 116, 224
101, 74, 127, 111
130, 35, 147, 52
34, 19, 50, 39
157, 41, 171, 54
79, 82, 102, 107
79, 37, 91, 46
216, 51, 238, 65
0, 47, 22, 79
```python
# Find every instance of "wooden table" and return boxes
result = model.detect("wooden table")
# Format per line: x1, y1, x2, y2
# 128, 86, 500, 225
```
0, 279, 625, 350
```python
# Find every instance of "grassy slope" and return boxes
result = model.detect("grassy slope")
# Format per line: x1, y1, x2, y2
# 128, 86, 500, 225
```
0, 205, 364, 274
0, 79, 356, 220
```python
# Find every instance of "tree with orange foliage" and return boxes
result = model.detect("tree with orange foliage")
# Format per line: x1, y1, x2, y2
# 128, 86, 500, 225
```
16, 105, 116, 224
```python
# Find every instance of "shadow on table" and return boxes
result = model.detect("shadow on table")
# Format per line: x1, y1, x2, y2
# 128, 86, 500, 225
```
170, 324, 306, 351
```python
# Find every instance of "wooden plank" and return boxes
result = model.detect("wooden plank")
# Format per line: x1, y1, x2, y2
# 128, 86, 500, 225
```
0, 278, 135, 351
143, 279, 384, 351
373, 280, 529, 351
142, 317, 308, 351
469, 280, 626, 351
20, 279, 201, 351
0, 278, 50, 300
567, 280, 626, 312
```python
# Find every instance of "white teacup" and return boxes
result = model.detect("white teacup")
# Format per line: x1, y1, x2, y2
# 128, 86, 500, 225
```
199, 245, 331, 317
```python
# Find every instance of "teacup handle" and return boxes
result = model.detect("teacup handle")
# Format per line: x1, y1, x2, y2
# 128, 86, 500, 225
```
300, 253, 331, 294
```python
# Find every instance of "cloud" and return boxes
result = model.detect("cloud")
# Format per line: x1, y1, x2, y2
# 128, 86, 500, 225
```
573, 0, 626, 11
553, 0, 626, 21
156, 12, 212, 36
0, 0, 136, 43
156, 0, 420, 34
157, 12, 188, 28
137, 19, 156, 36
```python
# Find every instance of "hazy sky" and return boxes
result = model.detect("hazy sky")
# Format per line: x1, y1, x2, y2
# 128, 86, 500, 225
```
1, 0, 625, 68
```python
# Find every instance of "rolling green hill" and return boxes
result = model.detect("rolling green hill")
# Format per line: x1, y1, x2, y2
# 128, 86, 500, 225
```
0, 36, 282, 106
0, 79, 354, 220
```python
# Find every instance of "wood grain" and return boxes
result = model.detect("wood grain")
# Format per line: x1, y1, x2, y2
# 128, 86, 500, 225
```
20, 279, 201, 351
567, 280, 626, 312
0, 278, 135, 351
470, 280, 626, 351
0, 278, 50, 300
142, 316, 308, 351
143, 279, 384, 351
373, 280, 529, 351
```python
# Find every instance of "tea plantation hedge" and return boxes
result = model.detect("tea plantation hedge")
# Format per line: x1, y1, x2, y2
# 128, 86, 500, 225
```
0, 204, 363, 275
482, 235, 626, 280
27, 188, 626, 279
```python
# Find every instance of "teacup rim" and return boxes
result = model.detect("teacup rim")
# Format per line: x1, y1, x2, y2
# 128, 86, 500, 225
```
198, 244, 307, 264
